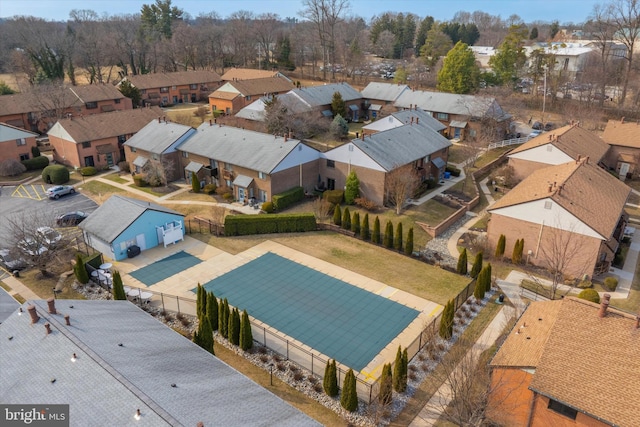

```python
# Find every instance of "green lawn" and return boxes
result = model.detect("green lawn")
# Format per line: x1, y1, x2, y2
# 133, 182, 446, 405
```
446, 145, 468, 165
127, 183, 167, 197
520, 279, 578, 300
103, 173, 129, 184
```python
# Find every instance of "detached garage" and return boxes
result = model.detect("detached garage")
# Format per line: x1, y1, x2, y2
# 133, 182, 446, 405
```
79, 195, 184, 261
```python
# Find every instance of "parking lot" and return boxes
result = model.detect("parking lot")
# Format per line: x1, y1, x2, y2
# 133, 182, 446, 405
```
0, 184, 98, 250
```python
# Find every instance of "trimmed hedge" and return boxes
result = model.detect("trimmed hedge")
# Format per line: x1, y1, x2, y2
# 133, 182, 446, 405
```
445, 165, 461, 177
323, 190, 344, 205
42, 164, 69, 184
80, 166, 97, 176
224, 213, 316, 235
603, 277, 618, 291
272, 186, 303, 211
22, 155, 49, 171
203, 183, 216, 194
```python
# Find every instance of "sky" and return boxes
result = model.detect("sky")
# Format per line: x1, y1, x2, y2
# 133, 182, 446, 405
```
0, 0, 602, 24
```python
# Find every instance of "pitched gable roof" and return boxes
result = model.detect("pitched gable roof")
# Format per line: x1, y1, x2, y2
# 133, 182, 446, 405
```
221, 67, 286, 81
68, 84, 127, 105
215, 77, 294, 97
46, 107, 164, 143
352, 121, 451, 171
361, 82, 410, 102
394, 90, 510, 121
0, 299, 320, 426
528, 298, 640, 427
602, 118, 640, 148
289, 83, 362, 107
79, 195, 182, 243
489, 159, 630, 238
124, 119, 195, 154
124, 70, 222, 90
179, 123, 312, 173
509, 124, 609, 162
0, 122, 38, 141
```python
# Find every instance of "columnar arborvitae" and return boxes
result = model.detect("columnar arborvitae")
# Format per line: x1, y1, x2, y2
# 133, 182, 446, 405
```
74, 253, 89, 284
379, 363, 393, 404
112, 270, 126, 300
206, 291, 218, 331
474, 268, 487, 300
333, 204, 342, 226
340, 369, 358, 412
361, 213, 370, 240
323, 359, 338, 397
342, 207, 351, 230
191, 172, 200, 193
240, 309, 253, 351
196, 283, 206, 322
439, 299, 454, 340
351, 211, 360, 234
512, 239, 521, 264
219, 298, 229, 338
404, 227, 414, 255
485, 263, 493, 292
393, 346, 406, 392
470, 251, 483, 279
402, 348, 408, 386
495, 234, 506, 259
384, 221, 394, 248
394, 222, 403, 251
457, 247, 468, 275
229, 307, 240, 345
193, 313, 214, 355
372, 216, 381, 244
517, 239, 525, 263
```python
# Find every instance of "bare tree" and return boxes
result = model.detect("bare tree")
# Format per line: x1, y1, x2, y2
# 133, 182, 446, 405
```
606, 0, 640, 106
385, 165, 418, 215
142, 158, 175, 187
253, 13, 281, 68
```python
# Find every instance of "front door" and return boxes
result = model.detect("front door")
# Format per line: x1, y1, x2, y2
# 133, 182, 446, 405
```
105, 153, 114, 167
238, 187, 245, 203
454, 127, 461, 139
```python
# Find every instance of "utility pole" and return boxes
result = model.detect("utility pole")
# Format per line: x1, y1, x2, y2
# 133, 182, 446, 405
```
542, 64, 548, 126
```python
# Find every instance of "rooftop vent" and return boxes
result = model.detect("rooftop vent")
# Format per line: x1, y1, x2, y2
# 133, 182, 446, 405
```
27, 305, 39, 324
599, 293, 611, 318
44, 323, 51, 335
64, 315, 70, 326
47, 297, 57, 314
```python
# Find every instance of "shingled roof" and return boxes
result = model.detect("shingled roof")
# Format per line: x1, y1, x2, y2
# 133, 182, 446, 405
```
602, 118, 640, 148
47, 107, 164, 143
528, 298, 640, 427
394, 90, 510, 121
124, 70, 222, 90
221, 68, 287, 81
509, 124, 609, 162
289, 83, 362, 107
210, 77, 294, 98
361, 82, 410, 102
489, 159, 630, 239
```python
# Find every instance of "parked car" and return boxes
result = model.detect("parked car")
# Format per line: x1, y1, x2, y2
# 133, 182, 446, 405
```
544, 122, 556, 131
529, 130, 543, 137
36, 226, 62, 248
56, 211, 88, 226
18, 237, 48, 256
531, 121, 543, 130
46, 185, 75, 199
0, 249, 27, 271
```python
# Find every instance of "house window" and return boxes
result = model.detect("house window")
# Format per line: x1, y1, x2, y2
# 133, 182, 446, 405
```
131, 147, 137, 153
19, 153, 29, 161
85, 102, 98, 109
544, 201, 552, 209
563, 58, 569, 70
190, 84, 198, 90
245, 95, 251, 101
84, 156, 95, 167
115, 98, 121, 104
212, 105, 217, 111
82, 141, 91, 149
152, 154, 159, 160
258, 171, 266, 180
348, 144, 353, 152
16, 138, 26, 146
118, 135, 126, 144
182, 151, 189, 158
259, 190, 267, 202
327, 178, 336, 190
547, 399, 577, 420
160, 87, 169, 93
162, 97, 168, 105
327, 159, 335, 168
469, 129, 477, 137
172, 85, 177, 90
436, 113, 449, 120
141, 89, 146, 94
224, 163, 232, 171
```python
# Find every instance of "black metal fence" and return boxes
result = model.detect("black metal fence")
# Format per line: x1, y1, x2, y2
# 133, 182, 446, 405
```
185, 217, 223, 236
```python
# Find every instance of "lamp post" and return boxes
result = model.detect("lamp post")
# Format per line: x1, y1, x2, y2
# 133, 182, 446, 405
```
268, 363, 274, 386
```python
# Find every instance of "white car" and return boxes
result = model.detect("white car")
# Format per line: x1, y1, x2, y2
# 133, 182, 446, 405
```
46, 185, 75, 199
37, 226, 62, 247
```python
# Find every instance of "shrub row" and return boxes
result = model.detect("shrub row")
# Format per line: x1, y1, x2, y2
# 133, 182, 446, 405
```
80, 166, 97, 176
224, 213, 316, 236
445, 165, 461, 177
22, 155, 49, 171
272, 186, 304, 211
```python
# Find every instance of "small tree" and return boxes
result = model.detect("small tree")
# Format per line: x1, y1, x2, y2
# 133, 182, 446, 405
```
393, 346, 407, 392
229, 307, 240, 345
361, 213, 370, 240
112, 270, 126, 300
512, 239, 524, 264
191, 173, 200, 193
193, 314, 214, 355
74, 253, 89, 284
342, 207, 351, 230
207, 291, 218, 331
240, 309, 253, 351
341, 369, 358, 412
457, 248, 468, 275
405, 227, 414, 255
495, 234, 506, 259
372, 216, 381, 244
394, 222, 403, 251
330, 114, 349, 139
351, 211, 360, 234
474, 269, 487, 300
323, 359, 338, 397
219, 298, 229, 338
402, 348, 408, 385
384, 221, 394, 248
345, 171, 359, 204
470, 252, 483, 279
333, 204, 342, 226
578, 288, 600, 303
485, 263, 492, 292
196, 283, 205, 322
331, 91, 348, 118
439, 299, 454, 340
379, 363, 393, 404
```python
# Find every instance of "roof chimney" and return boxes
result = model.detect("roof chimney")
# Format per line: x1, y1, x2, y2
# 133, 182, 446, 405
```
576, 154, 581, 164
361, 132, 364, 141
27, 305, 40, 324
64, 314, 70, 326
548, 183, 553, 193
598, 293, 611, 318
158, 117, 161, 123
44, 323, 52, 335
636, 313, 639, 329
47, 297, 57, 314
209, 119, 212, 126
411, 117, 414, 125
585, 156, 589, 164
416, 117, 419, 124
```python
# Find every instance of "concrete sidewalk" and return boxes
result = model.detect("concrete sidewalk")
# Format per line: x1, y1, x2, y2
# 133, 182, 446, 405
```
1, 273, 40, 301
